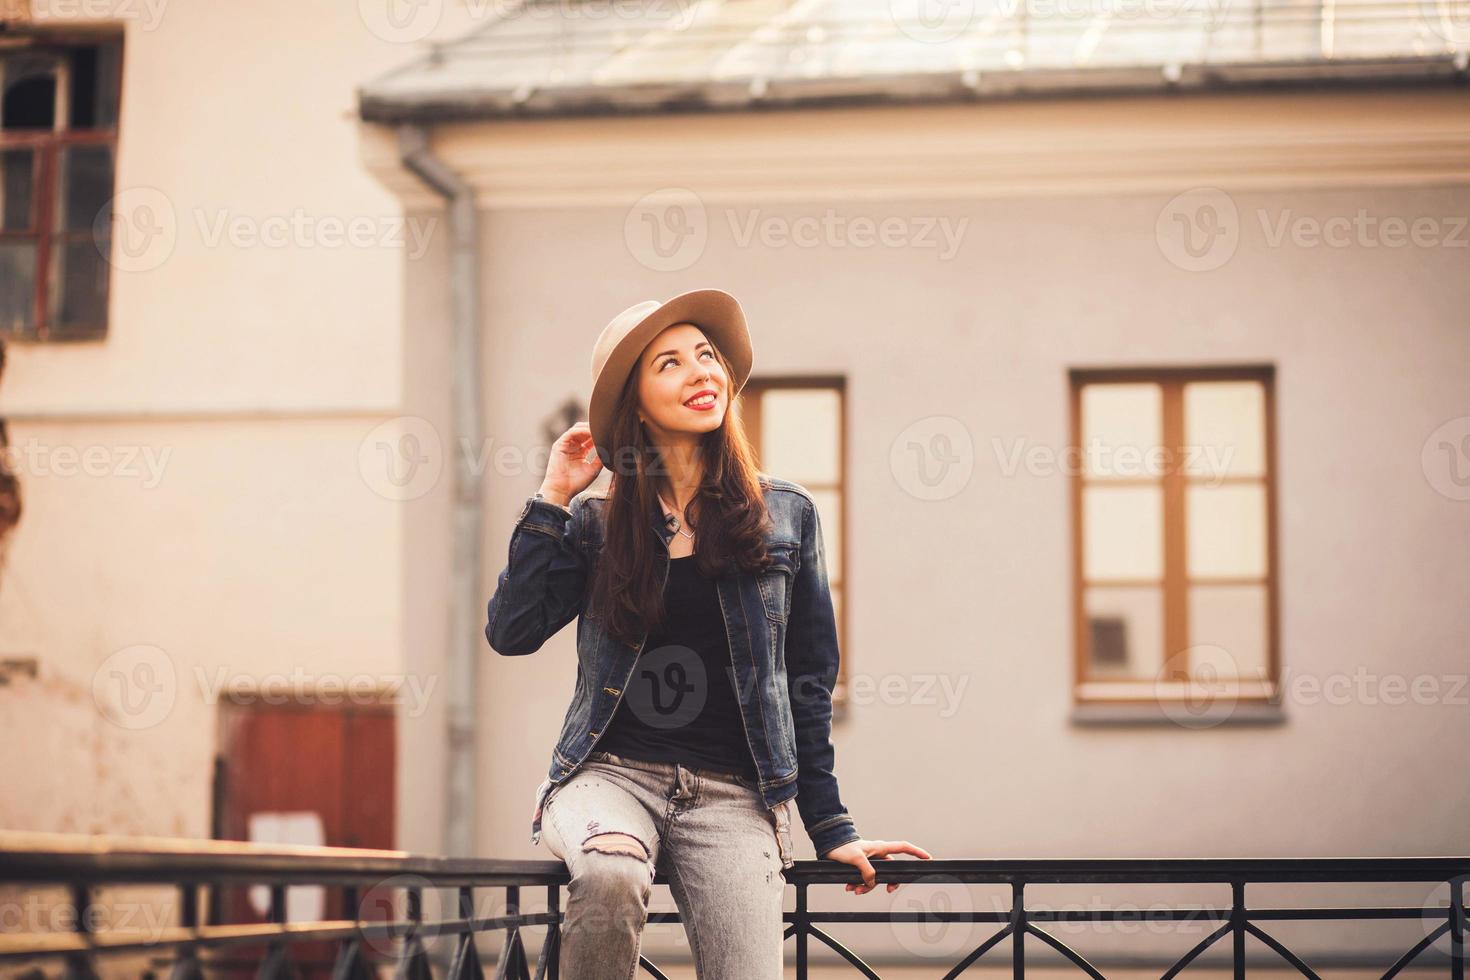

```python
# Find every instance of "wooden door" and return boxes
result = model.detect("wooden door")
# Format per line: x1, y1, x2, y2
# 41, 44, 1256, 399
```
212, 701, 396, 980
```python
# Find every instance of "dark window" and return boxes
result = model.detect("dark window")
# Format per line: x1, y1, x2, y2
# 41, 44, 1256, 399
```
0, 32, 122, 341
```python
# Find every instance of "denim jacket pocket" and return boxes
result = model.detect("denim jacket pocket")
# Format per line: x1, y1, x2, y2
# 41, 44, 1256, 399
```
757, 542, 800, 624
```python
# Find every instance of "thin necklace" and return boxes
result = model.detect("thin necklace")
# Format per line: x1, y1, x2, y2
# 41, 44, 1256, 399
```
659, 494, 696, 540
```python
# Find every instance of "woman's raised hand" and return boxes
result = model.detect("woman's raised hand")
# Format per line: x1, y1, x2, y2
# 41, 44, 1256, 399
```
539, 421, 604, 506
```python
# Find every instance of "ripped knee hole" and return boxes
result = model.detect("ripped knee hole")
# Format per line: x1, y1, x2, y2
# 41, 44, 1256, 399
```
582, 831, 649, 859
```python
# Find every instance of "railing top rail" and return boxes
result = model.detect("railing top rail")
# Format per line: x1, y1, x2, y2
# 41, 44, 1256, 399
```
3, 832, 1468, 887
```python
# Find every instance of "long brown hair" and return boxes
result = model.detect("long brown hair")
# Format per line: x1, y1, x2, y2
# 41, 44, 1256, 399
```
586, 342, 776, 647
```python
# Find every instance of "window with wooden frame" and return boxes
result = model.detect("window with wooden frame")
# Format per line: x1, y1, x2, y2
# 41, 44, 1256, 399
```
739, 377, 849, 714
1069, 367, 1279, 711
1, 30, 123, 341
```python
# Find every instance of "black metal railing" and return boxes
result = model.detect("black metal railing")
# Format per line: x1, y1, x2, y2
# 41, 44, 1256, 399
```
1, 833, 1465, 979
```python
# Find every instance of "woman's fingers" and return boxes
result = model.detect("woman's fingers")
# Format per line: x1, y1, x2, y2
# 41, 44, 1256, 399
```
848, 842, 933, 894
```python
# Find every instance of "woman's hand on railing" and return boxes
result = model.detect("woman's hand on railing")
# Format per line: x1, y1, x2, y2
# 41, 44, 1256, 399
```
539, 421, 603, 506
823, 838, 933, 894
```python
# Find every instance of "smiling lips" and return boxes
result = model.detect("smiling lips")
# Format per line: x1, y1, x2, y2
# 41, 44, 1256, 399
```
684, 390, 718, 410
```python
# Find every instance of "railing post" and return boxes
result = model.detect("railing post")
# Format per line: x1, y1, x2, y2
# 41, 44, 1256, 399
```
540, 885, 560, 980
169, 883, 204, 980
446, 886, 483, 980
795, 882, 808, 979
61, 884, 99, 980
1011, 880, 1025, 980
1231, 880, 1245, 980
394, 887, 433, 980
256, 884, 298, 980
493, 885, 529, 980
330, 885, 373, 980
1452, 875, 1465, 980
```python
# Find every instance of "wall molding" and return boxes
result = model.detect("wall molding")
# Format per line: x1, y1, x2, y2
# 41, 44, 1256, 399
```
360, 88, 1470, 209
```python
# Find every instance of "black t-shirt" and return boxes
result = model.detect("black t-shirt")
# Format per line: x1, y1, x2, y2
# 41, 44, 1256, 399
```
595, 555, 759, 781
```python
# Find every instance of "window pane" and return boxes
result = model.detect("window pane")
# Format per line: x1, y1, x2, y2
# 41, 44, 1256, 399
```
760, 388, 839, 485
1184, 381, 1265, 479
1083, 484, 1162, 580
0, 241, 36, 334
68, 43, 124, 130
1188, 584, 1269, 680
47, 239, 109, 335
1187, 483, 1266, 578
56, 144, 114, 233
2, 54, 58, 130
808, 487, 841, 586
2, 148, 35, 231
1081, 382, 1163, 479
1084, 586, 1162, 680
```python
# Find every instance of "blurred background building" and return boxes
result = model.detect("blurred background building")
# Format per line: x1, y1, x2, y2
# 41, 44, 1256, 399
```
0, 0, 1466, 971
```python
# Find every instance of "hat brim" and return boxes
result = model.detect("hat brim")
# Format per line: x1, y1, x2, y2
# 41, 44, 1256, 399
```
589, 288, 753, 470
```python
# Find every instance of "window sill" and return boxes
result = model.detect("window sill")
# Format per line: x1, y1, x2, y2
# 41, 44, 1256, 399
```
1069, 700, 1286, 727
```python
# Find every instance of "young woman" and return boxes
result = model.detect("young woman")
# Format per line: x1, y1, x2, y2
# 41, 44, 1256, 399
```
484, 288, 930, 979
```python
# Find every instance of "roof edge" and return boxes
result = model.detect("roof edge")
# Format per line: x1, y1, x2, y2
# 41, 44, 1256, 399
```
358, 54, 1469, 124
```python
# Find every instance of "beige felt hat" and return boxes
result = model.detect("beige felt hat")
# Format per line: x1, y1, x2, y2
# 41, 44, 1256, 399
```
588, 288, 753, 470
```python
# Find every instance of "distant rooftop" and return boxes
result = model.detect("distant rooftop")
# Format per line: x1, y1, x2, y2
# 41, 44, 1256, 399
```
357, 0, 1469, 121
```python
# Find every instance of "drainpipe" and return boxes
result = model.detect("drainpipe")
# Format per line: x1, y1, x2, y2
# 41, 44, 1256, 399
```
397, 123, 483, 859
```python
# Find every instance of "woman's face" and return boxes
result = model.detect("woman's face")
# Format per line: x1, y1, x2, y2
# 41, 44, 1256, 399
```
635, 322, 729, 446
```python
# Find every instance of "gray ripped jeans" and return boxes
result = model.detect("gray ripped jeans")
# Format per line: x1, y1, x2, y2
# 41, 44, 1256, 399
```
539, 749, 797, 980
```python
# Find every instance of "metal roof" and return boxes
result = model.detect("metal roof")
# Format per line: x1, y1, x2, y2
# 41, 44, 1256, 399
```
357, 0, 1469, 121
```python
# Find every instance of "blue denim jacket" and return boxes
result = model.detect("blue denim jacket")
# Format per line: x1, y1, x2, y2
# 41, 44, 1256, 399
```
484, 474, 861, 859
